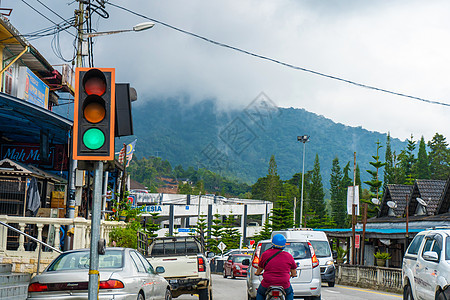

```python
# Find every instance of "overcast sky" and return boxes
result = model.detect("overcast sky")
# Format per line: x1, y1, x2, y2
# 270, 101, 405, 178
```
8, 0, 450, 142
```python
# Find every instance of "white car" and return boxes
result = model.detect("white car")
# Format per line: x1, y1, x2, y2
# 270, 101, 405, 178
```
402, 228, 450, 300
28, 248, 172, 300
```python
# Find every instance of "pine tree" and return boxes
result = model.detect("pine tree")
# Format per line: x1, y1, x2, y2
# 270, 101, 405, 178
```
400, 135, 417, 184
220, 215, 241, 249
428, 133, 450, 180
306, 154, 326, 225
270, 196, 294, 231
253, 219, 272, 243
384, 133, 394, 189
364, 141, 386, 216
206, 214, 224, 253
330, 157, 345, 227
266, 155, 282, 202
412, 136, 430, 179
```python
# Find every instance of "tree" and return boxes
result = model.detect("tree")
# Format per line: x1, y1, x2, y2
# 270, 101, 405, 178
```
266, 155, 282, 202
330, 157, 346, 228
270, 196, 294, 231
412, 136, 430, 179
306, 154, 326, 226
384, 132, 394, 189
220, 215, 241, 249
253, 219, 272, 243
206, 214, 224, 253
428, 133, 450, 180
399, 135, 417, 184
364, 141, 386, 217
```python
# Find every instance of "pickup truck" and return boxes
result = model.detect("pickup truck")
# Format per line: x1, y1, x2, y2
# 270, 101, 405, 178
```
144, 236, 212, 300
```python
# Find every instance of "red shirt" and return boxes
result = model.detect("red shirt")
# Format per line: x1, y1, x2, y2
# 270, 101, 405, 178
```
258, 248, 297, 289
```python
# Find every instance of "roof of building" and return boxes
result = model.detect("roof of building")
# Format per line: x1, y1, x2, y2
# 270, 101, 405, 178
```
0, 158, 66, 182
437, 177, 450, 214
378, 184, 413, 217
407, 179, 446, 216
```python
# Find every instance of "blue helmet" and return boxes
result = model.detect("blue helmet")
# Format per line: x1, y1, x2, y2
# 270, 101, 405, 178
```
272, 234, 286, 249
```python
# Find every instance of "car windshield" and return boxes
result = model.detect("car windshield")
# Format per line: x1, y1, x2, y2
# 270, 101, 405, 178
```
309, 240, 331, 257
47, 250, 123, 271
446, 237, 450, 261
284, 242, 311, 259
233, 256, 251, 263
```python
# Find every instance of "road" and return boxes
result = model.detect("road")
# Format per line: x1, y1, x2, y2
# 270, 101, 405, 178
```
177, 274, 402, 300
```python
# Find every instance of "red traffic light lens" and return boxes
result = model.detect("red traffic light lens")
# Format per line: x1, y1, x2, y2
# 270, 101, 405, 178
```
84, 101, 106, 123
82, 69, 107, 96
84, 77, 106, 96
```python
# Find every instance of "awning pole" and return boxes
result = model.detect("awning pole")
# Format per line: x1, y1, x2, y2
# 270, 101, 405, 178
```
0, 46, 28, 76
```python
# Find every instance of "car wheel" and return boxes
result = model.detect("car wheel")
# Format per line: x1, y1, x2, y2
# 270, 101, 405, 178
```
404, 284, 414, 300
328, 281, 335, 287
223, 269, 227, 278
198, 287, 210, 300
247, 293, 256, 300
137, 291, 145, 300
165, 289, 172, 300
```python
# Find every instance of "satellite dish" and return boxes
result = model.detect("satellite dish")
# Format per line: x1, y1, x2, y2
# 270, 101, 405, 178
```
371, 198, 380, 205
417, 197, 428, 207
387, 201, 398, 209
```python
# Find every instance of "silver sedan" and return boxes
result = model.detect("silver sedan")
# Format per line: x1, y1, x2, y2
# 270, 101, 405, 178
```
27, 248, 172, 300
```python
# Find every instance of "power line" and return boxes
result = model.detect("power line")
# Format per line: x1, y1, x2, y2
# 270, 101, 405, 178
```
107, 2, 450, 108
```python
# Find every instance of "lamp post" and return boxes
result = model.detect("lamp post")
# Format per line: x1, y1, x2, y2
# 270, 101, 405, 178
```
82, 22, 155, 38
297, 135, 309, 228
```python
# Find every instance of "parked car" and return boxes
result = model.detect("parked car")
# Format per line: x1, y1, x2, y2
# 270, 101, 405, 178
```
402, 227, 450, 300
272, 229, 336, 287
27, 248, 172, 300
246, 238, 321, 300
223, 254, 252, 278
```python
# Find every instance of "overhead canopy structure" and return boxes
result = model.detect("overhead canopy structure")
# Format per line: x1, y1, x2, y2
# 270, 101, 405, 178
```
0, 92, 72, 144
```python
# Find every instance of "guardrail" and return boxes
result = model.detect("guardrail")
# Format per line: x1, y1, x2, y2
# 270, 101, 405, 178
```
336, 264, 402, 293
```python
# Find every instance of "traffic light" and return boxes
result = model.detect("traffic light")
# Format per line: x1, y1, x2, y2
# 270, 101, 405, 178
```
73, 68, 115, 160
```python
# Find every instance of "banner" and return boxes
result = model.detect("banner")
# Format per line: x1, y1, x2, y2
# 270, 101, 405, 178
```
347, 185, 360, 215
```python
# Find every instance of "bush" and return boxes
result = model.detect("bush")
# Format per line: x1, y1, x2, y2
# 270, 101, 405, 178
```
373, 251, 391, 260
109, 224, 138, 249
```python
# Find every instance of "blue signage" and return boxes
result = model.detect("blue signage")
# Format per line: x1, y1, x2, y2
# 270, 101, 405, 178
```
178, 228, 195, 233
18, 67, 49, 109
140, 205, 163, 213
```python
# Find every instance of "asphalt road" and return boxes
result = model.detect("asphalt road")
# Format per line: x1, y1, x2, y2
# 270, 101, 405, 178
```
176, 274, 402, 300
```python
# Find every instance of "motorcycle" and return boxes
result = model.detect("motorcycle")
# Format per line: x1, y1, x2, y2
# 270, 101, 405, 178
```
265, 286, 286, 300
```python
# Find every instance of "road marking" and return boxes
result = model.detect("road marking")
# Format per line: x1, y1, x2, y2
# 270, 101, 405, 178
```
324, 289, 340, 294
336, 285, 402, 298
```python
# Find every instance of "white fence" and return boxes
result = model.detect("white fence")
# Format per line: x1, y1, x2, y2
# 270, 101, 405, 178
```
337, 264, 402, 293
0, 215, 125, 260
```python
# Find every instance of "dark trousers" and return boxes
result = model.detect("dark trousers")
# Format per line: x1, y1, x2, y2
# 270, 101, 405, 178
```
256, 284, 294, 300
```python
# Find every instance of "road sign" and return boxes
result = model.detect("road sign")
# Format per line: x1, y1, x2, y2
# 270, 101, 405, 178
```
218, 241, 226, 252
355, 234, 360, 249
249, 240, 255, 246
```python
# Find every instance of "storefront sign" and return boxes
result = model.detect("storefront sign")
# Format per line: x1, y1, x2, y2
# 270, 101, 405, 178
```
1, 143, 68, 170
17, 67, 49, 109
141, 205, 163, 213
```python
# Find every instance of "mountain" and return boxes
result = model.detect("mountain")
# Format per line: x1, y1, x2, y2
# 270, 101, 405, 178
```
128, 97, 406, 188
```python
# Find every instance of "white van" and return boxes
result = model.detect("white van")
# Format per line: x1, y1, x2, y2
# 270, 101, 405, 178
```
272, 228, 336, 287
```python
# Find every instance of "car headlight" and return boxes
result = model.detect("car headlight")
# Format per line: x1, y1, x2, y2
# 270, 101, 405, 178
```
234, 265, 241, 270
325, 260, 334, 266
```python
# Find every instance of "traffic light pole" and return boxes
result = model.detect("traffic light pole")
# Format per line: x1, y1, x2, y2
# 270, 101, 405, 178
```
88, 161, 103, 299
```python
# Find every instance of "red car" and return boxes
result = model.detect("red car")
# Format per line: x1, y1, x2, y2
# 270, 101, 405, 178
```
223, 254, 252, 279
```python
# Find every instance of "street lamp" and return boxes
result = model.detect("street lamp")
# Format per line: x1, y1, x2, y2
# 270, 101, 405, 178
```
297, 135, 309, 227
82, 22, 155, 38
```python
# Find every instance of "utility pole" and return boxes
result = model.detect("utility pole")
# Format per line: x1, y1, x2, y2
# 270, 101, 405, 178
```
351, 152, 356, 265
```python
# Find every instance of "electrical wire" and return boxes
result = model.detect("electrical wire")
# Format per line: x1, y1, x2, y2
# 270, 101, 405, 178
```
107, 2, 450, 108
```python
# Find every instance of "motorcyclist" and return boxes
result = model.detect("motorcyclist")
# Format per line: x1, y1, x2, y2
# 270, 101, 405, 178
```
254, 234, 297, 300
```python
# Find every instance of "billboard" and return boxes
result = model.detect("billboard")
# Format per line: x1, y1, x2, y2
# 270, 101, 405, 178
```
17, 66, 49, 109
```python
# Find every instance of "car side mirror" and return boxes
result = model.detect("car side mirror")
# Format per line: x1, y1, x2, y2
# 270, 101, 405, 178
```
242, 259, 250, 266
155, 266, 165, 274
332, 250, 337, 260
207, 252, 215, 258
423, 251, 439, 262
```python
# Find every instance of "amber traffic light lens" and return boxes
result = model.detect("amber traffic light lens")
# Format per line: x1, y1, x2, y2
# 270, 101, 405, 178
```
84, 102, 106, 123
84, 77, 106, 96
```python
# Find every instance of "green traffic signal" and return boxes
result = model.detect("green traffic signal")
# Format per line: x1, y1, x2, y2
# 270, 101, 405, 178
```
83, 128, 105, 150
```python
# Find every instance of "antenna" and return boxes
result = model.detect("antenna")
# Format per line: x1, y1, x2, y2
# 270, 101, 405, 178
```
387, 201, 398, 209
371, 198, 380, 205
417, 197, 428, 207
